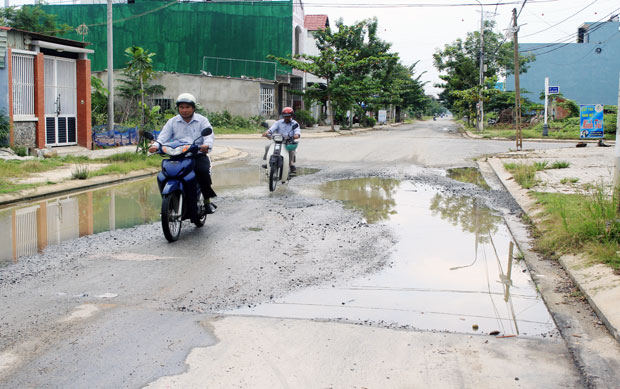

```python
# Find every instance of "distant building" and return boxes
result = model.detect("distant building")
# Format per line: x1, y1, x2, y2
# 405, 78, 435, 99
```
0, 27, 93, 149
506, 18, 620, 106
302, 14, 329, 121
41, 0, 310, 118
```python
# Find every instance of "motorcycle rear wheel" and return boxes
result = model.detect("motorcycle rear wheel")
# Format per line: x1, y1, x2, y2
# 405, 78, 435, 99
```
193, 192, 207, 227
269, 164, 280, 192
162, 192, 182, 242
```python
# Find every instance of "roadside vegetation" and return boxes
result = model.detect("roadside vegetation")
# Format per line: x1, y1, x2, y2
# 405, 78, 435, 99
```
502, 160, 620, 271
532, 188, 620, 271
0, 153, 162, 194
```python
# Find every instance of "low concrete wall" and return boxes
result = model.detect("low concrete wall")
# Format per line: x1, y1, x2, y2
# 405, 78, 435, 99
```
13, 120, 36, 148
95, 71, 271, 118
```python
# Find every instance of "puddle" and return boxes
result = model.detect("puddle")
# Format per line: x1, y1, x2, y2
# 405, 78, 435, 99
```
447, 167, 491, 190
0, 162, 317, 267
321, 177, 400, 224
231, 179, 557, 338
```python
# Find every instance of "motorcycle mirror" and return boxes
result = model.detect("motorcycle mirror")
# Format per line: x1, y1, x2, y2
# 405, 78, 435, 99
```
292, 123, 299, 130
143, 131, 154, 140
201, 127, 213, 136
260, 121, 269, 129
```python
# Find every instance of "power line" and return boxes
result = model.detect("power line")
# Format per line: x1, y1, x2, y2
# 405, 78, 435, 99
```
520, 0, 598, 38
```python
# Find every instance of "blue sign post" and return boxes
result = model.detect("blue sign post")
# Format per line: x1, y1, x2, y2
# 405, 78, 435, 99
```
579, 104, 604, 139
548, 86, 560, 94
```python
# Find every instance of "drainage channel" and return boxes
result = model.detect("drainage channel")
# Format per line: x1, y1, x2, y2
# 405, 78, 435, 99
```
0, 162, 315, 267
230, 177, 558, 338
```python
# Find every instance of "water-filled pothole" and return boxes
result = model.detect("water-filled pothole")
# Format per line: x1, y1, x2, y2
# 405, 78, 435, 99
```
231, 178, 557, 338
447, 167, 491, 190
0, 162, 317, 267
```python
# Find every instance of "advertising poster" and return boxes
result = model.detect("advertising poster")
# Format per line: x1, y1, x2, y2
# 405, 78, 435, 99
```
579, 104, 604, 139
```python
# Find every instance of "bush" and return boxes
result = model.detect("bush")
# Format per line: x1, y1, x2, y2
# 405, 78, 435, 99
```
558, 99, 579, 117
12, 146, 27, 157
0, 111, 9, 147
361, 117, 376, 128
294, 109, 314, 128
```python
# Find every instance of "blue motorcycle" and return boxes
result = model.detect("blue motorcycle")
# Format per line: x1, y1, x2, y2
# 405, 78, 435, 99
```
144, 127, 212, 242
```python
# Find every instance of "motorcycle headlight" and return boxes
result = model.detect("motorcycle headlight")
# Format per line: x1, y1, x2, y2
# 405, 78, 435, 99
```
273, 134, 283, 142
163, 145, 190, 156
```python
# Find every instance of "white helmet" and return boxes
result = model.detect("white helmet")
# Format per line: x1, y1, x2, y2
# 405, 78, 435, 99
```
176, 93, 196, 108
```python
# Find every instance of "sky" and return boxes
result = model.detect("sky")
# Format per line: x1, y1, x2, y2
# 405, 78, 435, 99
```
4, 0, 620, 96
302, 0, 620, 96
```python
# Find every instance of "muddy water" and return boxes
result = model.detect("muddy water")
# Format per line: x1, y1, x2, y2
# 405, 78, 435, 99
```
447, 167, 491, 190
232, 178, 557, 338
0, 163, 315, 267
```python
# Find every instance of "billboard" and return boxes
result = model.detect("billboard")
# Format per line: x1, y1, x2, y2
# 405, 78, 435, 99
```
579, 104, 604, 139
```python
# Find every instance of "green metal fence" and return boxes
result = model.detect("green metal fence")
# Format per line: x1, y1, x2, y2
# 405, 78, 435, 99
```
41, 0, 293, 76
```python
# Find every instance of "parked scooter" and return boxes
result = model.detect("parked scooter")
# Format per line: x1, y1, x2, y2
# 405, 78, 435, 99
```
144, 127, 212, 242
261, 122, 299, 192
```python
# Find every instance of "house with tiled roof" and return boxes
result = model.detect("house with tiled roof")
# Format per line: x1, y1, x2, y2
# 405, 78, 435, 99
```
302, 14, 330, 121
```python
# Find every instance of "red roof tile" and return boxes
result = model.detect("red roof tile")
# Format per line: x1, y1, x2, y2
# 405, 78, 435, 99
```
304, 15, 329, 31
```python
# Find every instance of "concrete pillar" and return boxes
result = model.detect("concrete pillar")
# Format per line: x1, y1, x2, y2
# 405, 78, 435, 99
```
36, 202, 48, 252
33, 53, 45, 149
7, 48, 13, 147
76, 59, 92, 149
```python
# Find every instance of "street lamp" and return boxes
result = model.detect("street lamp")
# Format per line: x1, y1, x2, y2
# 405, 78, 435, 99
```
474, 0, 484, 132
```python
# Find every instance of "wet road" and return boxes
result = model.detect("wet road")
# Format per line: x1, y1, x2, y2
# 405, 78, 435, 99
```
0, 119, 591, 387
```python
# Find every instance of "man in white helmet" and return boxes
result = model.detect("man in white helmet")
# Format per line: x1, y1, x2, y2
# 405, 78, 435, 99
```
149, 93, 217, 213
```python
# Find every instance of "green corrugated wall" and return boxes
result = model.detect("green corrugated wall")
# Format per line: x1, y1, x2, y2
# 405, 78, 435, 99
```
41, 0, 292, 77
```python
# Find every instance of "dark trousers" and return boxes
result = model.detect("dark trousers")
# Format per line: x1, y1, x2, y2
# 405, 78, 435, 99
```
195, 154, 217, 199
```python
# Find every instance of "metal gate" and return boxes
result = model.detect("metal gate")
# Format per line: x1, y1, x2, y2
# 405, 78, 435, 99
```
45, 57, 77, 146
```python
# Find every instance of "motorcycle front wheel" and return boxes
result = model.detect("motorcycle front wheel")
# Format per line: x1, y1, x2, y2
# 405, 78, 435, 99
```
193, 192, 207, 228
269, 164, 280, 192
162, 192, 183, 242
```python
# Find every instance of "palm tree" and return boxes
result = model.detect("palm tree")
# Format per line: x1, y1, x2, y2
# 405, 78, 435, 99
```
124, 46, 156, 129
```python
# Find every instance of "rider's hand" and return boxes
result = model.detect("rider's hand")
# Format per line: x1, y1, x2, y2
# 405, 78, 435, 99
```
148, 144, 158, 153
262, 131, 270, 138
200, 144, 210, 153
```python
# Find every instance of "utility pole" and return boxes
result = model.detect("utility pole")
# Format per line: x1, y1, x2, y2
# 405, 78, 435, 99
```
613, 71, 620, 213
477, 1, 484, 132
512, 8, 522, 151
543, 77, 549, 136
107, 0, 114, 133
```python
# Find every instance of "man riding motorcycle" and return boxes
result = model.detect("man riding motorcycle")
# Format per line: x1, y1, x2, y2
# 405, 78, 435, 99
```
148, 93, 217, 213
262, 107, 301, 173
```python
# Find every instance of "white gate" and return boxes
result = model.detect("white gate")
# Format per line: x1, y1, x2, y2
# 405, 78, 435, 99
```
45, 57, 77, 146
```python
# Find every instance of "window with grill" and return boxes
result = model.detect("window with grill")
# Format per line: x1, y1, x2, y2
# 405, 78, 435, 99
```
11, 53, 35, 117
260, 85, 274, 117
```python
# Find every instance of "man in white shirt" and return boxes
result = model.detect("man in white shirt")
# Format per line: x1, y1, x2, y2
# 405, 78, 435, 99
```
149, 93, 217, 213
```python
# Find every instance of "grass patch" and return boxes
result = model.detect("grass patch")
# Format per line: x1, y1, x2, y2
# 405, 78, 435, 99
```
550, 160, 570, 169
504, 162, 539, 189
88, 154, 162, 177
533, 161, 549, 171
71, 164, 90, 180
533, 186, 620, 269
560, 177, 579, 185
216, 126, 264, 135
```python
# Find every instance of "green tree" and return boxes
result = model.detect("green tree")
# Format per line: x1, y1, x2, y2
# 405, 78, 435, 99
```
91, 76, 108, 126
117, 46, 164, 124
0, 5, 71, 36
433, 20, 534, 119
271, 19, 408, 130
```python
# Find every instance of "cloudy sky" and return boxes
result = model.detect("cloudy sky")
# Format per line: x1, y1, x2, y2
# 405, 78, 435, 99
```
303, 0, 620, 96
5, 0, 620, 96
